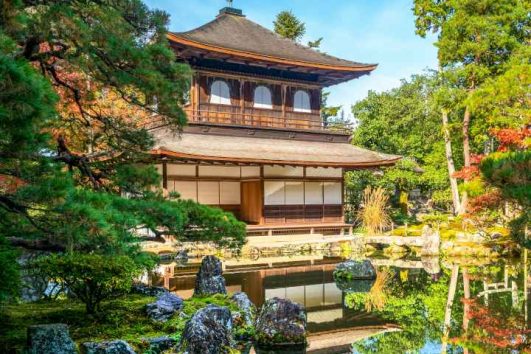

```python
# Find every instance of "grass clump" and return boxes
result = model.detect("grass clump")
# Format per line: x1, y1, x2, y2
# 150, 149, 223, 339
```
357, 187, 391, 235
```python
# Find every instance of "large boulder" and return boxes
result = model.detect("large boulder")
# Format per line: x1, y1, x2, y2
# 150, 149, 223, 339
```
333, 259, 376, 280
254, 298, 307, 348
82, 340, 136, 354
194, 256, 226, 296
179, 305, 233, 354
146, 292, 184, 322
27, 323, 76, 354
231, 292, 256, 327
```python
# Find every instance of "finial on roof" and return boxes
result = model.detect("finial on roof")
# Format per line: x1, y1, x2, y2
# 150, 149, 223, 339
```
219, 0, 243, 17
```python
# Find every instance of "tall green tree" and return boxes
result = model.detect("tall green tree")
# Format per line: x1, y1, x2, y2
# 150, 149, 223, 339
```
0, 0, 245, 304
351, 74, 450, 189
414, 0, 530, 211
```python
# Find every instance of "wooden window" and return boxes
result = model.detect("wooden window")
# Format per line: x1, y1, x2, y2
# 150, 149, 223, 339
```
173, 181, 197, 202
253, 85, 273, 109
293, 90, 311, 113
285, 182, 304, 205
264, 181, 285, 205
198, 181, 220, 204
323, 182, 342, 204
305, 182, 323, 204
210, 80, 231, 105
220, 182, 241, 205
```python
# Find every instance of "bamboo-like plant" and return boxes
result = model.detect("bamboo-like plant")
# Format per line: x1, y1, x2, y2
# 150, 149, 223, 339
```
357, 187, 391, 235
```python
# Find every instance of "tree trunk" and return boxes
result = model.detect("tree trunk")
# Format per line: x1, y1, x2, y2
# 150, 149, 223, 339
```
462, 106, 471, 168
441, 264, 459, 354
459, 105, 472, 214
441, 110, 461, 214
399, 190, 409, 215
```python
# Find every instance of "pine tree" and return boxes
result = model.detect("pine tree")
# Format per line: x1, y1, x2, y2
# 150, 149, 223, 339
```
273, 11, 306, 41
0, 0, 245, 306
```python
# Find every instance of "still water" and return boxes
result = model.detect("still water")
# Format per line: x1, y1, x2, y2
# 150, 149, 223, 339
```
152, 252, 530, 353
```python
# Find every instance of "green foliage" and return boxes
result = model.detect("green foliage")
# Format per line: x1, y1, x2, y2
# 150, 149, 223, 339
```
0, 236, 20, 304
480, 151, 531, 206
273, 11, 306, 41
34, 253, 150, 314
350, 74, 452, 204
0, 295, 162, 352
0, 0, 246, 303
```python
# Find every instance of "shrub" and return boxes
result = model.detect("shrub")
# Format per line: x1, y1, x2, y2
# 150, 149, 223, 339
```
34, 253, 146, 314
357, 187, 391, 235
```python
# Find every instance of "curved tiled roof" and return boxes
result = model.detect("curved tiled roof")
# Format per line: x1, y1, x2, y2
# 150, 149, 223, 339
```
168, 12, 376, 72
152, 130, 400, 168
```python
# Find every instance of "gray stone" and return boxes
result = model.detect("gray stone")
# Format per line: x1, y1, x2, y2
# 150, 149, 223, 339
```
82, 340, 136, 354
194, 256, 227, 296
180, 305, 233, 354
27, 323, 76, 354
334, 259, 376, 280
255, 297, 307, 347
231, 292, 256, 327
131, 283, 168, 297
143, 336, 177, 353
146, 292, 184, 322
421, 226, 440, 255
175, 250, 189, 265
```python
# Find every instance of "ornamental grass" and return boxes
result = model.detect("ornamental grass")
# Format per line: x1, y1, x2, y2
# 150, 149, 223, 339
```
357, 187, 391, 235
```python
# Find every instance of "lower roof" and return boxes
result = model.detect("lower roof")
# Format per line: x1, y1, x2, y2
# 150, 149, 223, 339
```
152, 129, 400, 168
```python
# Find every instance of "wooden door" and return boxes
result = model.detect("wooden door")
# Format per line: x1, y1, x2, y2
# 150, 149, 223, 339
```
241, 181, 263, 224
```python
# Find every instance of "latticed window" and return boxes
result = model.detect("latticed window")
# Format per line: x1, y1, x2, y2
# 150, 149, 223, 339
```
293, 90, 311, 113
210, 80, 231, 105
253, 85, 273, 109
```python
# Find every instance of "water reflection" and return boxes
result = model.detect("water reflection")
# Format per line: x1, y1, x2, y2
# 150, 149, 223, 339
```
150, 251, 529, 353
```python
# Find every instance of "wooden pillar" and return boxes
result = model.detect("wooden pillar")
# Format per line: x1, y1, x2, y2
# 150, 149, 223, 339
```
162, 161, 168, 190
281, 84, 287, 128
240, 79, 245, 124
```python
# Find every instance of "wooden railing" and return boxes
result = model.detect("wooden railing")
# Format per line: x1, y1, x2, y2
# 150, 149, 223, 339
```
145, 105, 352, 133
184, 104, 351, 132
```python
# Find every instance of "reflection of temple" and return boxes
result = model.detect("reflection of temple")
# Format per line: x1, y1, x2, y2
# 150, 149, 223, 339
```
152, 256, 397, 343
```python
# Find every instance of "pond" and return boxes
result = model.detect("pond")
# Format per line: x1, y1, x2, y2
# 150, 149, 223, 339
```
151, 251, 530, 353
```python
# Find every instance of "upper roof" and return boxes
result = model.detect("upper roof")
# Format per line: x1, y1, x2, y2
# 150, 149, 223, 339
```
167, 8, 377, 86
152, 129, 400, 168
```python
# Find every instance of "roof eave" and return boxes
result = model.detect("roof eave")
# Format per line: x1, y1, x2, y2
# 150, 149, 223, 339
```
167, 33, 377, 75
151, 148, 401, 169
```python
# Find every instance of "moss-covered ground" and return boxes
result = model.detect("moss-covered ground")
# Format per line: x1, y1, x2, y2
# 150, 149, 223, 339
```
0, 293, 252, 353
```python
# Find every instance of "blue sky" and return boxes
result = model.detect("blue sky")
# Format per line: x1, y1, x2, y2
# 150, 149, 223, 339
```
145, 0, 438, 119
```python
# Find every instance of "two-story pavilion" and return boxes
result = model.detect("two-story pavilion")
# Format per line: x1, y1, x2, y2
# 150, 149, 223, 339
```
151, 5, 399, 236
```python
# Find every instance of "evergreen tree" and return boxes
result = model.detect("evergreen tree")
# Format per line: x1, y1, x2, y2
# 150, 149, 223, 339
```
273, 10, 306, 41
0, 0, 245, 305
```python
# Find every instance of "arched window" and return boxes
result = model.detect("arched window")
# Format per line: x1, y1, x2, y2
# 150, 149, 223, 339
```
293, 90, 311, 113
253, 85, 273, 109
210, 80, 231, 105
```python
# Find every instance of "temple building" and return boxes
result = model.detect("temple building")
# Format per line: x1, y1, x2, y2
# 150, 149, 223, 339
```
151, 5, 399, 236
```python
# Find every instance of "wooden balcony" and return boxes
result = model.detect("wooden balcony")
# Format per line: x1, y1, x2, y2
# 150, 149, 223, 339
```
184, 104, 345, 132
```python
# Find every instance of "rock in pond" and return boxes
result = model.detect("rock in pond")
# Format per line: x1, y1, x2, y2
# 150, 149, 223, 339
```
231, 292, 256, 328
27, 323, 76, 354
180, 304, 233, 354
146, 292, 184, 322
194, 255, 227, 296
334, 259, 376, 280
175, 249, 189, 265
131, 283, 168, 297
254, 297, 307, 348
82, 340, 136, 354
